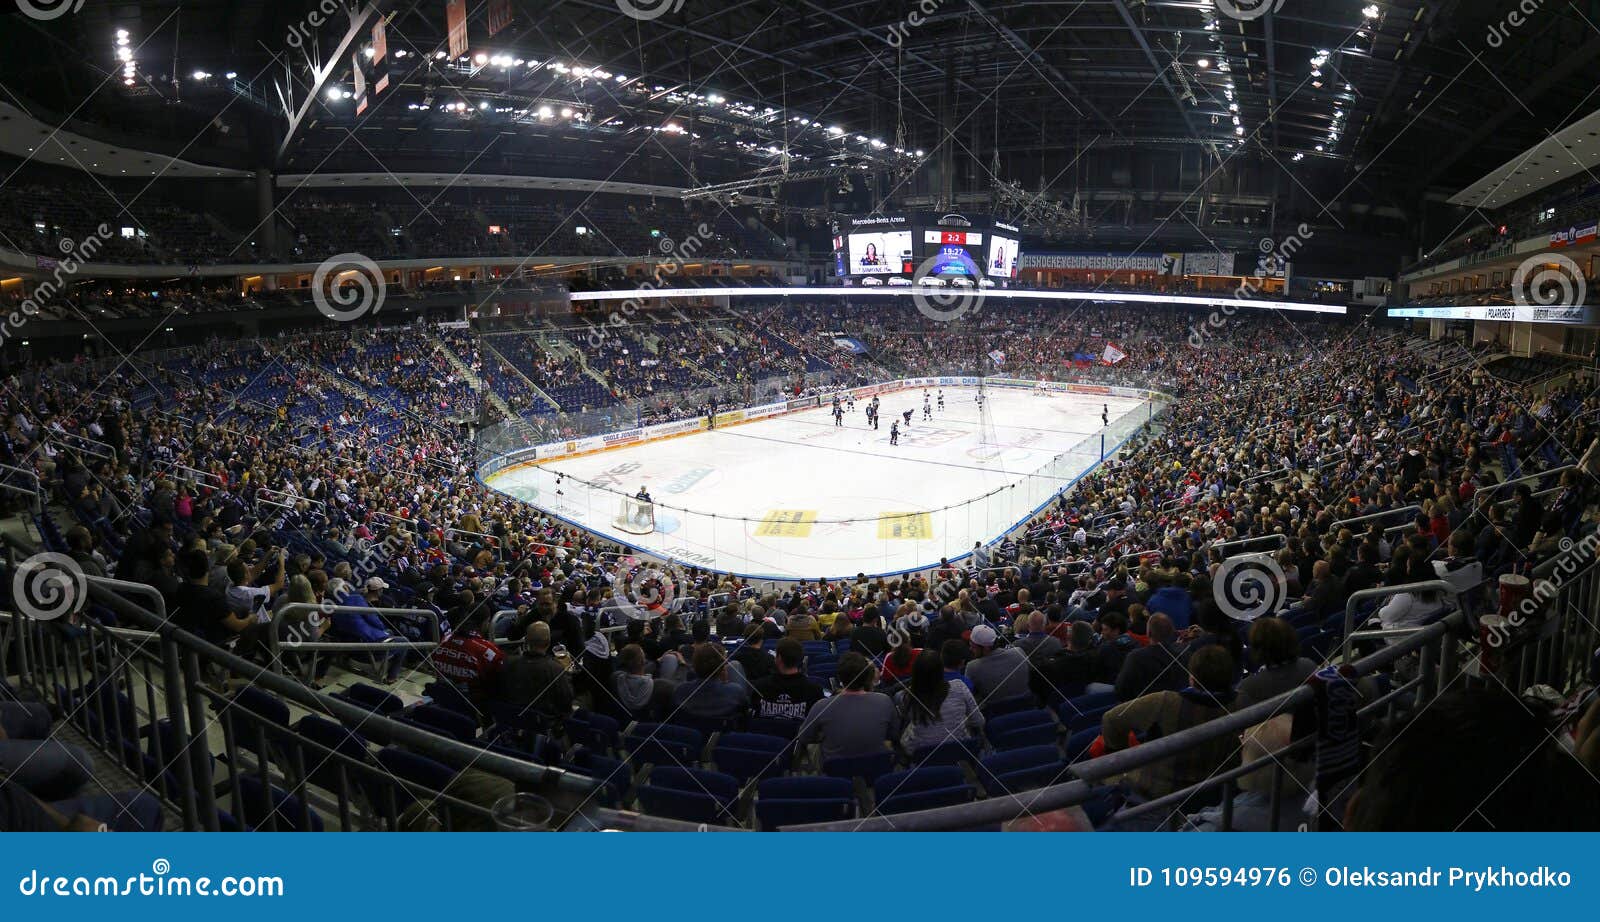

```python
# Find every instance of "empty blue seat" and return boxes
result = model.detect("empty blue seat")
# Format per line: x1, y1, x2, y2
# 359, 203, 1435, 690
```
985, 709, 1059, 750
981, 693, 1036, 719
624, 723, 704, 768
746, 716, 801, 740
333, 682, 404, 714
235, 776, 325, 832
756, 776, 855, 829
978, 745, 1068, 796
565, 710, 621, 753
909, 737, 981, 768
403, 704, 478, 743
713, 732, 790, 783
822, 749, 895, 785
1057, 691, 1118, 733
561, 748, 631, 807
872, 766, 974, 815
636, 766, 741, 825
375, 747, 456, 811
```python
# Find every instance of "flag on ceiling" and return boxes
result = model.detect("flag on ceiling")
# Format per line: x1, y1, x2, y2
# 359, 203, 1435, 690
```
487, 0, 514, 36
374, 73, 390, 96
351, 51, 366, 110
445, 0, 469, 59
371, 18, 388, 65
1101, 342, 1128, 365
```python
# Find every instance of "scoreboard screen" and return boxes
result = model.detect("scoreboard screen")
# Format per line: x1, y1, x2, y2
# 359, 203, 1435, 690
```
834, 214, 1019, 280
920, 229, 985, 278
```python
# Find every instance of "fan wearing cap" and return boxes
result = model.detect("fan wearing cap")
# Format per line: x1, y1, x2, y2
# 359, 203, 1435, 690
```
964, 624, 1031, 706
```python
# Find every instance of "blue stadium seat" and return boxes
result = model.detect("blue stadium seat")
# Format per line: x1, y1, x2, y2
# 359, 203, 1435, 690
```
746, 716, 802, 740
712, 732, 791, 783
822, 750, 895, 785
872, 766, 975, 815
755, 776, 855, 829
908, 737, 982, 769
623, 723, 704, 768
402, 704, 479, 743
375, 747, 456, 811
1057, 690, 1118, 733
978, 745, 1069, 796
981, 693, 1037, 719
1065, 726, 1102, 763
289, 715, 396, 819
333, 682, 404, 715
985, 709, 1059, 751
637, 766, 741, 825
561, 748, 631, 807
235, 775, 325, 832
422, 680, 478, 720
565, 709, 621, 754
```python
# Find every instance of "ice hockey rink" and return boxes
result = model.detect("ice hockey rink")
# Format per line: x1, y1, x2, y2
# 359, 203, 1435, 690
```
483, 385, 1153, 579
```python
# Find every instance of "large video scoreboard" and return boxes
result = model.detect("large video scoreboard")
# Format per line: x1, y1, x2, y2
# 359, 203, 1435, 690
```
834, 214, 1021, 281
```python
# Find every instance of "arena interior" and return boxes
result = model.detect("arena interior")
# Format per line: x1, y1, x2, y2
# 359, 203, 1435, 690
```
3, 0, 1600, 838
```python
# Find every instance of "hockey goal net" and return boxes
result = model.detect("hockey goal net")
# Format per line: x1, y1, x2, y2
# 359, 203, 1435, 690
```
614, 496, 657, 535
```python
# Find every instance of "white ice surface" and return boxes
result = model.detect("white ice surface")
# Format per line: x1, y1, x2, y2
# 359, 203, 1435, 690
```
484, 386, 1150, 579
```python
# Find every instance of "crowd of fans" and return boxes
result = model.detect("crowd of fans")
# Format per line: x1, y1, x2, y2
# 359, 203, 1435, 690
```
2, 299, 1598, 831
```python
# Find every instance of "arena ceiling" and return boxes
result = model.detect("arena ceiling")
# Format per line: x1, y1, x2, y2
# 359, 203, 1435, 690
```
3, 1, 1600, 266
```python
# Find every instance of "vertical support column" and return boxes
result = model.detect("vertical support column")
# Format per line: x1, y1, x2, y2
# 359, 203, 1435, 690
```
255, 168, 278, 261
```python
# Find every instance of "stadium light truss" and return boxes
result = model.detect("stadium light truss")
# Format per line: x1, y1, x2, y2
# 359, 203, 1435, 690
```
569, 287, 1347, 314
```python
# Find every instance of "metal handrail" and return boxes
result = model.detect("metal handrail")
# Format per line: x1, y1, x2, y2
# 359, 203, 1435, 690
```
267, 602, 442, 671
1207, 532, 1287, 559
1330, 504, 1420, 532
258, 487, 325, 509
84, 574, 170, 623
1340, 579, 1457, 662
77, 580, 600, 807
0, 462, 43, 514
